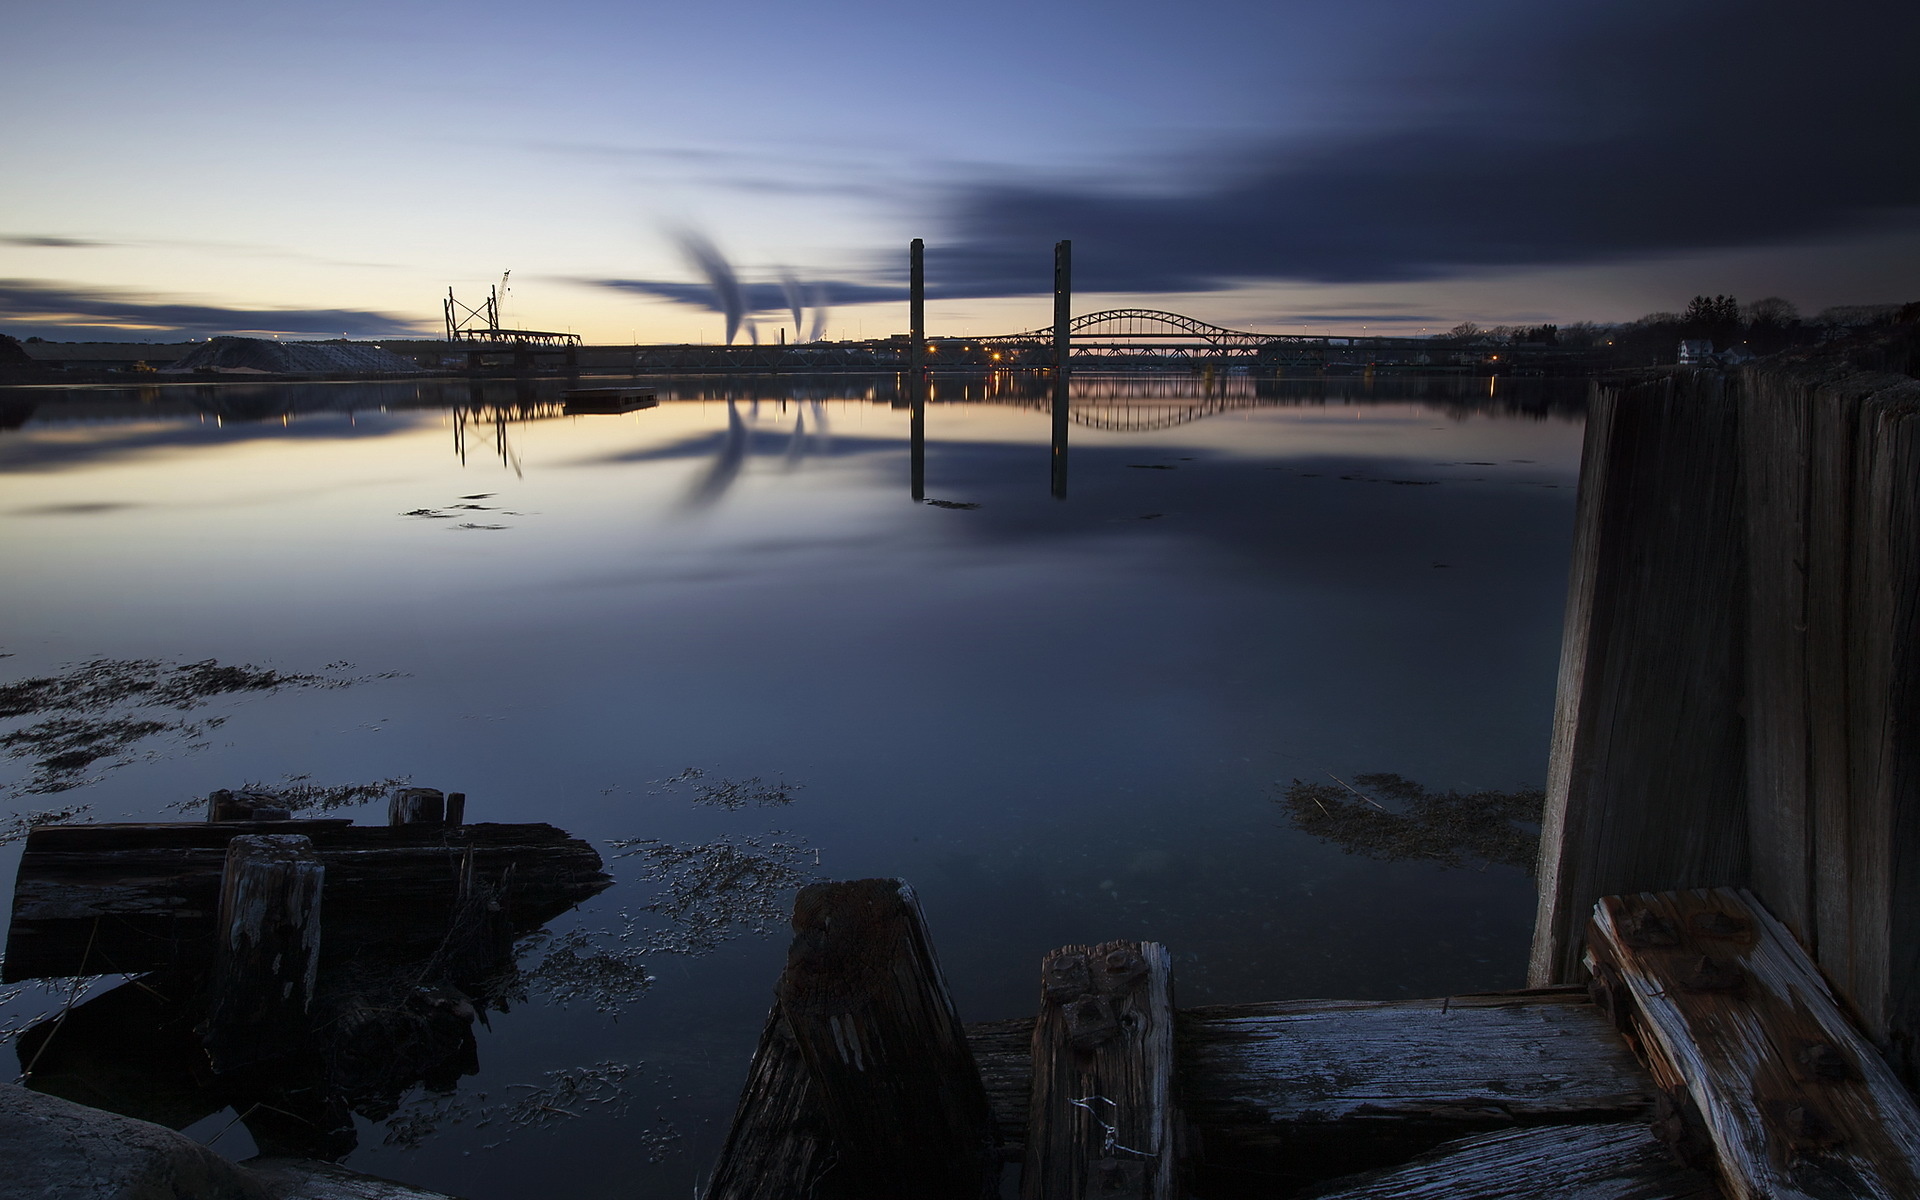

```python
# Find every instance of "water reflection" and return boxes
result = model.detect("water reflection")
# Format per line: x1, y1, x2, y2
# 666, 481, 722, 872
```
0, 372, 1587, 1196
7, 810, 612, 1159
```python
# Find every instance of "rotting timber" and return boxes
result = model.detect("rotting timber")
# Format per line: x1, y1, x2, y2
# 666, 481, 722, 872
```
5, 787, 612, 1161
704, 320, 1920, 1199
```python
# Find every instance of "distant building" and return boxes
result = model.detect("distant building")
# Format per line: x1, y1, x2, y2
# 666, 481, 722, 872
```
1678, 339, 1715, 364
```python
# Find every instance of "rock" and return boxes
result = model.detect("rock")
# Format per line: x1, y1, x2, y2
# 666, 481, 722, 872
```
244, 1158, 468, 1199
0, 1082, 273, 1200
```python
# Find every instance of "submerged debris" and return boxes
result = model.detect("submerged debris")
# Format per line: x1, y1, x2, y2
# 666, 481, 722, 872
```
515, 923, 655, 1013
0, 803, 92, 847
1279, 772, 1544, 871
649, 767, 802, 810
383, 1060, 678, 1157
609, 833, 820, 956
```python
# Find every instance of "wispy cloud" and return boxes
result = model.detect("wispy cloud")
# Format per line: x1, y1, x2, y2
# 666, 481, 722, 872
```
1, 235, 111, 248
0, 279, 431, 339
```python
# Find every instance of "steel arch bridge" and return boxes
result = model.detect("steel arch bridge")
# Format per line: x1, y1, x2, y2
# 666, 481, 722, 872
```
976, 308, 1324, 364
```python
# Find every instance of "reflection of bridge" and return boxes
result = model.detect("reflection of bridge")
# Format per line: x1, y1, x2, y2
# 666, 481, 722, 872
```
581, 309, 1589, 374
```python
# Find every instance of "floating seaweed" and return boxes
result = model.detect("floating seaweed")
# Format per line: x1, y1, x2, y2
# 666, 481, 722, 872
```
163, 774, 411, 815
382, 1060, 680, 1159
514, 923, 654, 1013
648, 767, 803, 810
0, 657, 394, 796
609, 833, 820, 956
1278, 772, 1544, 871
0, 803, 91, 847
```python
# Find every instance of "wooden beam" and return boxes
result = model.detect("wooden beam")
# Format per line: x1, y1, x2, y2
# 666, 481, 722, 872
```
4, 821, 610, 980
773, 879, 997, 1199
1585, 887, 1920, 1200
1298, 1123, 1719, 1200
1175, 987, 1656, 1191
1022, 941, 1177, 1200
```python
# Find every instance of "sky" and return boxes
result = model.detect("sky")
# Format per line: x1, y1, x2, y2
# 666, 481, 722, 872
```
1, 0, 1915, 343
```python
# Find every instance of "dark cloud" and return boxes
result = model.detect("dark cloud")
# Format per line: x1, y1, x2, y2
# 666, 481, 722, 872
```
0, 279, 432, 339
1, 236, 109, 248
926, 0, 1920, 294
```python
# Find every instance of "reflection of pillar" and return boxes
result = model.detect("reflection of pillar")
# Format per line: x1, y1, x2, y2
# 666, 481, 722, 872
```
1051, 240, 1071, 500
910, 239, 926, 502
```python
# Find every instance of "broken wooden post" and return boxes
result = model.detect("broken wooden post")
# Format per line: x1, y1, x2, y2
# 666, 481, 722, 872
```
444, 791, 466, 825
774, 878, 996, 1199
389, 787, 446, 825
1586, 886, 1920, 1199
200, 833, 324, 1074
1023, 940, 1176, 1200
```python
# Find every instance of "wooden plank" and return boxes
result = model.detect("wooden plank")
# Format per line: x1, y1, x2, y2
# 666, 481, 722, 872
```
1586, 887, 1920, 1200
703, 1010, 845, 1200
4, 822, 610, 980
1865, 383, 1920, 1088
1297, 1123, 1719, 1200
774, 879, 997, 1199
1021, 941, 1176, 1200
967, 1015, 1034, 1146
1843, 381, 1920, 1087
1530, 372, 1752, 986
1177, 987, 1657, 1191
1741, 368, 1816, 944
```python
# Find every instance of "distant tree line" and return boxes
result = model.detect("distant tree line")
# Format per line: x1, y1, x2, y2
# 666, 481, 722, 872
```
1444, 297, 1909, 366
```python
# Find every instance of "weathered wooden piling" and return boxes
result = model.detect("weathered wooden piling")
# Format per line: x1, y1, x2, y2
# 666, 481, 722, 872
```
1022, 940, 1177, 1200
1530, 341, 1920, 1088
771, 878, 997, 1199
200, 834, 323, 1073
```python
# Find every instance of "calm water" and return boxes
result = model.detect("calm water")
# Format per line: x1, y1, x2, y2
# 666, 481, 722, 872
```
0, 372, 1583, 1197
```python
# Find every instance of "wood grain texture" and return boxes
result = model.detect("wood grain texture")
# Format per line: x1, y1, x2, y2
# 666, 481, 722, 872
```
4, 821, 610, 980
1021, 941, 1176, 1200
965, 989, 1656, 1195
203, 835, 324, 1074
702, 1010, 844, 1200
1531, 372, 1752, 987
1179, 987, 1655, 1190
1586, 887, 1920, 1200
1297, 1123, 1720, 1200
774, 879, 996, 1199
